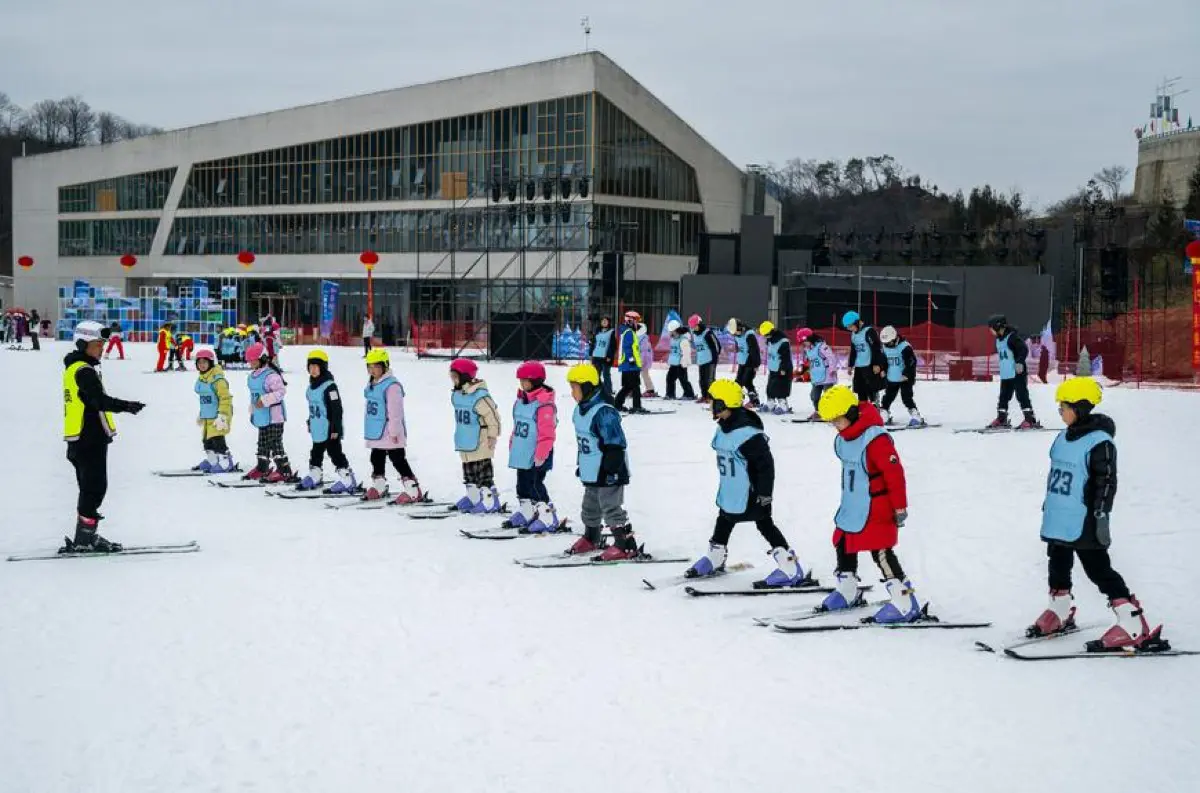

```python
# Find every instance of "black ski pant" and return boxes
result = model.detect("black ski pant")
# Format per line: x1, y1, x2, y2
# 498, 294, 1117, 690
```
881, 381, 917, 412
698, 362, 716, 400
735, 364, 759, 402
835, 534, 906, 580
363, 336, 373, 356
997, 374, 1034, 417
203, 436, 230, 454
310, 438, 350, 470
810, 382, 832, 411
592, 358, 613, 398
67, 443, 107, 520
614, 371, 642, 411
255, 424, 291, 472
712, 510, 788, 550
516, 462, 552, 503
766, 372, 792, 400
852, 368, 880, 404
29, 331, 40, 350
371, 448, 416, 481
1046, 543, 1130, 601
666, 365, 695, 399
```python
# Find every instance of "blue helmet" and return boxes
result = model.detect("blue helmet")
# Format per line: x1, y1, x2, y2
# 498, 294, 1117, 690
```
841, 311, 861, 329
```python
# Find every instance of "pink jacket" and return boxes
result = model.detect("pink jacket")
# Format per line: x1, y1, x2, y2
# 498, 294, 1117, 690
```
816, 342, 838, 385
511, 385, 557, 464
257, 370, 287, 424
366, 377, 407, 449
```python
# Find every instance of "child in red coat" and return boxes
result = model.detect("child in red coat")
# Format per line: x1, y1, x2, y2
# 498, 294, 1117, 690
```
816, 385, 923, 623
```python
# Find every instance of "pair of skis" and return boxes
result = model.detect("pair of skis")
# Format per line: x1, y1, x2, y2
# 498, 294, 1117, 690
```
515, 548, 688, 569
975, 623, 1198, 660
460, 520, 576, 540
7, 541, 200, 563
953, 426, 1057, 435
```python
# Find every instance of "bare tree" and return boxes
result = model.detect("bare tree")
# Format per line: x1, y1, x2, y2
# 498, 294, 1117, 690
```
0, 91, 23, 135
60, 95, 97, 146
97, 111, 126, 144
27, 98, 67, 144
1092, 165, 1129, 202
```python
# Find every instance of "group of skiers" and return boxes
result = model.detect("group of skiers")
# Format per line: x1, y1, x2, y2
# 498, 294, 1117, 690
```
2, 309, 42, 350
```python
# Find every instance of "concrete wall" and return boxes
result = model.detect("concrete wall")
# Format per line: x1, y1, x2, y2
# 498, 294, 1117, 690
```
1134, 129, 1200, 206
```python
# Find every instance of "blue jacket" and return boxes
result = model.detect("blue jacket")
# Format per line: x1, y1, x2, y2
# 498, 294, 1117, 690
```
617, 327, 642, 373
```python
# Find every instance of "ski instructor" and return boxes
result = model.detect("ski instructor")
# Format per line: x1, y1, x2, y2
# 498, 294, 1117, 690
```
62, 320, 146, 553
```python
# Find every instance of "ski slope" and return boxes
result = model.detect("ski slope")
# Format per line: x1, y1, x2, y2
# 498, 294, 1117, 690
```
1, 342, 1197, 793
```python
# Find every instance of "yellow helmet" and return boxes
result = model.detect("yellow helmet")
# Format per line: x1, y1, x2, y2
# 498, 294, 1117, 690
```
758, 321, 775, 336
817, 384, 859, 422
566, 362, 600, 386
307, 349, 330, 363
365, 348, 390, 367
1055, 376, 1102, 407
708, 379, 744, 409
248, 324, 258, 332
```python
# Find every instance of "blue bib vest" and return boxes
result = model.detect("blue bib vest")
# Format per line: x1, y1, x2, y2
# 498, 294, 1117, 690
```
248, 368, 283, 428
694, 330, 714, 365
712, 424, 765, 514
364, 374, 402, 441
195, 375, 224, 420
668, 335, 684, 366
996, 336, 1016, 379
509, 398, 553, 469
592, 328, 614, 359
573, 400, 622, 484
767, 338, 787, 373
451, 388, 490, 452
220, 336, 237, 356
736, 333, 751, 365
307, 380, 334, 442
884, 341, 911, 383
1040, 430, 1112, 543
806, 345, 828, 383
833, 425, 889, 532
851, 326, 873, 369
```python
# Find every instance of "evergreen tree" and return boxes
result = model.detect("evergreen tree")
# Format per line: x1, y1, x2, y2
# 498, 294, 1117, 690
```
1183, 159, 1200, 221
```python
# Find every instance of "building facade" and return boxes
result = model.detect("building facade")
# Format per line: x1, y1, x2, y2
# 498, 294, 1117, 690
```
1134, 127, 1200, 207
12, 52, 773, 337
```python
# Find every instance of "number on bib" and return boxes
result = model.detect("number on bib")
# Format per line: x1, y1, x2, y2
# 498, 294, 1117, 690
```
514, 421, 530, 438
1048, 468, 1074, 496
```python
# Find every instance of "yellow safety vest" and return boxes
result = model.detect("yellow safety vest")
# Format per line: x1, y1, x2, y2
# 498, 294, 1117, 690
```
617, 328, 642, 367
63, 361, 116, 441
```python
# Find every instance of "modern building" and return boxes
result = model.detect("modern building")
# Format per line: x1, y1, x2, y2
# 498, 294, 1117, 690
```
11, 51, 776, 343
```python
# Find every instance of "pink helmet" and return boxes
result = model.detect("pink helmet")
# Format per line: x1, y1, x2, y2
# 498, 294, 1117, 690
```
796, 327, 813, 343
244, 342, 266, 363
516, 360, 546, 381
449, 358, 478, 379
687, 313, 702, 329
194, 348, 216, 363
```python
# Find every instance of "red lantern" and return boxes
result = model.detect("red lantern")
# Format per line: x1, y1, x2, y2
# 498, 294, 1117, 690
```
237, 250, 256, 268
16, 255, 33, 269
1187, 240, 1200, 263
119, 253, 137, 269
360, 250, 379, 271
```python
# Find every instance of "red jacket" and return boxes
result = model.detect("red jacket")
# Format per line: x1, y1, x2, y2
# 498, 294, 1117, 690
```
832, 402, 908, 553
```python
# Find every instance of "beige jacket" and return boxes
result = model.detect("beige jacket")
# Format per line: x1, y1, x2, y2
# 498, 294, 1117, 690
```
459, 379, 502, 462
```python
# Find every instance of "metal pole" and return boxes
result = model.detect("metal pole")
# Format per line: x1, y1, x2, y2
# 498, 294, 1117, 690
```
909, 268, 915, 328
856, 263, 862, 313
1076, 244, 1084, 356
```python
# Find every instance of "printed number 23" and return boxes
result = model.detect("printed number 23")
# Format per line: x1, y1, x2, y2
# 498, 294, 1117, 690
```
1048, 468, 1073, 496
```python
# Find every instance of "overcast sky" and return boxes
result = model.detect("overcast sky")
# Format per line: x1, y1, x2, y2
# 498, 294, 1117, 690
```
3, 0, 1197, 208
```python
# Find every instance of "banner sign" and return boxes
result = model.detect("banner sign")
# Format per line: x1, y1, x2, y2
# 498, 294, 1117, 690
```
320, 280, 339, 338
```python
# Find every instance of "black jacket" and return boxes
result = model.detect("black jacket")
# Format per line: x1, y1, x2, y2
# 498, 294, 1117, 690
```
742, 331, 762, 369
309, 370, 345, 438
63, 350, 140, 447
849, 325, 887, 370
998, 329, 1029, 369
891, 338, 918, 381
717, 408, 774, 518
1052, 412, 1118, 550
767, 330, 793, 375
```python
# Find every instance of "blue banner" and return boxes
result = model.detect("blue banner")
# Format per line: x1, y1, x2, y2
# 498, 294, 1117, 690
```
1186, 219, 1200, 238
319, 280, 339, 337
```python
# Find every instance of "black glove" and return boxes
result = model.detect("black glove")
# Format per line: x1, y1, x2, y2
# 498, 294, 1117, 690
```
125, 401, 146, 415
755, 495, 773, 513
1093, 511, 1111, 546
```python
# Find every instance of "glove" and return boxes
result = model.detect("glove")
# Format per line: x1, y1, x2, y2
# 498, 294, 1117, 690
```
487, 436, 498, 450
756, 495, 773, 513
330, 432, 339, 440
604, 472, 621, 486
255, 399, 264, 409
1015, 363, 1025, 375
534, 456, 547, 467
1093, 511, 1111, 546
895, 509, 908, 528
213, 415, 229, 432
126, 401, 146, 415
872, 365, 882, 375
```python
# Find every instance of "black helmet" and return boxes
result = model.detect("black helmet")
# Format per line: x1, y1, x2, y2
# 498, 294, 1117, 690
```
987, 313, 1007, 330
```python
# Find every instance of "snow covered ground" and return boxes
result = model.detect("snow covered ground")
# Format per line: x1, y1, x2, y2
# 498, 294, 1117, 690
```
1, 342, 1198, 793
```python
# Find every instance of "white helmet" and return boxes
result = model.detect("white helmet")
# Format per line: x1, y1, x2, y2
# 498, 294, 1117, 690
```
636, 323, 648, 337
666, 319, 681, 333
73, 320, 109, 343
725, 317, 740, 334
880, 325, 899, 345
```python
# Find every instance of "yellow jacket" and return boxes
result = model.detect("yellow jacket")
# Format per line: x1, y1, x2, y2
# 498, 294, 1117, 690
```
199, 365, 234, 439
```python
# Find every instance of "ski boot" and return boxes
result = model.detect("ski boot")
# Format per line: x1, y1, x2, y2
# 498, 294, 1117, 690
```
597, 525, 641, 561
527, 502, 560, 533
754, 547, 807, 589
1027, 589, 1076, 637
986, 414, 1011, 429
326, 468, 358, 495
455, 484, 480, 512
243, 461, 270, 481
364, 477, 390, 500
1085, 595, 1163, 652
298, 466, 324, 491
819, 571, 863, 611
503, 499, 534, 529
265, 467, 299, 484
566, 534, 600, 555
1017, 412, 1042, 430
907, 410, 925, 428
212, 453, 237, 473
642, 389, 657, 398
392, 478, 424, 505
684, 543, 727, 578
193, 450, 220, 473
472, 486, 501, 514
883, 410, 895, 426
60, 515, 122, 554
871, 579, 923, 623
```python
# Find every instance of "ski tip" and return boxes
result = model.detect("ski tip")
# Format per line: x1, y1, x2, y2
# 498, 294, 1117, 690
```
974, 641, 998, 653
642, 579, 656, 590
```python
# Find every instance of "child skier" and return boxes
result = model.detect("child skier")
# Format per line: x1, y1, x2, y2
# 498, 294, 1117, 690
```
816, 385, 923, 624
798, 328, 838, 421
589, 316, 617, 397
1028, 377, 1165, 651
301, 349, 358, 493
727, 318, 761, 407
614, 311, 645, 413
564, 362, 643, 559
193, 349, 236, 473
363, 348, 424, 503
219, 329, 239, 366
103, 321, 124, 360
685, 380, 808, 588
178, 334, 194, 363
842, 311, 885, 404
987, 314, 1041, 429
243, 342, 296, 482
506, 360, 560, 531
637, 323, 657, 397
879, 326, 923, 427
155, 321, 174, 372
688, 314, 720, 403
664, 320, 696, 400
449, 357, 502, 513
761, 321, 793, 414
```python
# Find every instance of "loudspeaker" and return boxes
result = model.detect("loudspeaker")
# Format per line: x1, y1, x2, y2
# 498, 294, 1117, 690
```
599, 252, 621, 298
